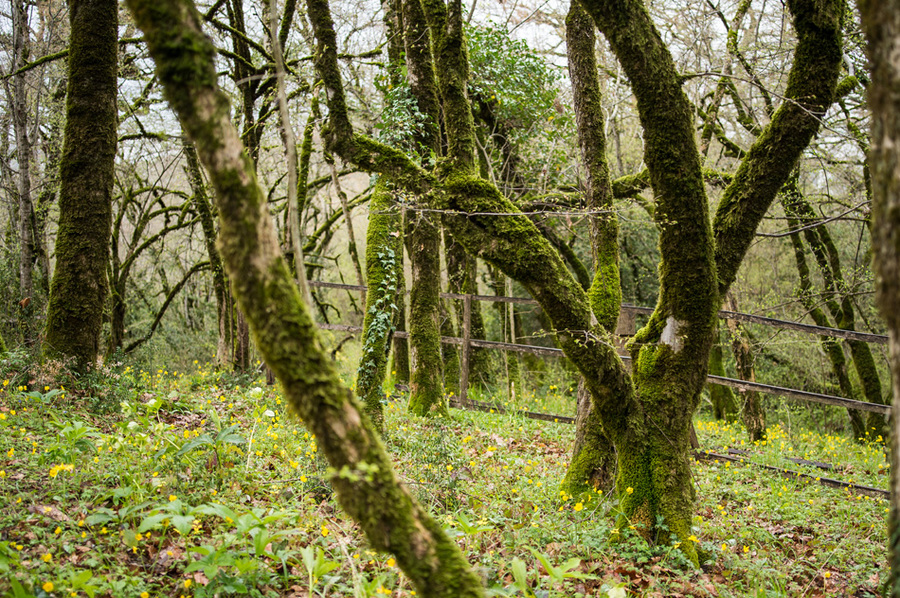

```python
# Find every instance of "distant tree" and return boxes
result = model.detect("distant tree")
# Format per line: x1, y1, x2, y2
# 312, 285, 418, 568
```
43, 0, 118, 370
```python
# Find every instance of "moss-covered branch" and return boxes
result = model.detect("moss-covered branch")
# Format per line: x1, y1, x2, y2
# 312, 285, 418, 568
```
713, 0, 842, 297
126, 0, 484, 594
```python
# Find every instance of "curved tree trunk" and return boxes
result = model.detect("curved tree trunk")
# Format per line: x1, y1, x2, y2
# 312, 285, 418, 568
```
44, 0, 117, 370
126, 1, 485, 595
183, 139, 232, 368
783, 172, 887, 441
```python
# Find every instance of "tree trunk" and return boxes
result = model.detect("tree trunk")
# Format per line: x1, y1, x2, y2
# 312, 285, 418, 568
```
356, 180, 403, 428
562, 0, 622, 496
183, 139, 231, 368
392, 259, 410, 384
708, 326, 738, 422
11, 0, 36, 344
44, 0, 117, 370
783, 174, 887, 441
859, 0, 900, 592
406, 211, 446, 416
125, 2, 485, 593
309, 0, 840, 565
402, 0, 447, 417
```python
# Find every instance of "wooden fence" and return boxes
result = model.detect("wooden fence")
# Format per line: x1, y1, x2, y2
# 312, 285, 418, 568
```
309, 280, 891, 417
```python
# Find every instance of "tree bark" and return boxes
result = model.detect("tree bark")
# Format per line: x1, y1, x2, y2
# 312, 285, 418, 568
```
356, 180, 403, 428
859, 0, 900, 592
11, 0, 36, 344
125, 1, 485, 595
402, 0, 448, 417
44, 0, 117, 370
562, 0, 620, 496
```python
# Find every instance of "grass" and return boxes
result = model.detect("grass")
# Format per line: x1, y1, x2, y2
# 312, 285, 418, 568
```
0, 358, 888, 598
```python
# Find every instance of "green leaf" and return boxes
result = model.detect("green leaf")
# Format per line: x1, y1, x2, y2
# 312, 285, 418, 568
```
138, 513, 169, 533
171, 514, 194, 535
175, 436, 213, 458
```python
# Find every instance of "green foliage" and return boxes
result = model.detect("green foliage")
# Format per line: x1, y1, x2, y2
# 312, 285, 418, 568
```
466, 24, 561, 131
374, 79, 431, 160
0, 358, 888, 596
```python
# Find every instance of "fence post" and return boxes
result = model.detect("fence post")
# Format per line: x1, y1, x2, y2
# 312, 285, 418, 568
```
459, 293, 472, 406
615, 309, 636, 356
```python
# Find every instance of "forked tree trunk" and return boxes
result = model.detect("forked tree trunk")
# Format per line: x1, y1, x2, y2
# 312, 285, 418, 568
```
309, 0, 840, 566
859, 0, 900, 592
126, 2, 484, 595
44, 0, 117, 370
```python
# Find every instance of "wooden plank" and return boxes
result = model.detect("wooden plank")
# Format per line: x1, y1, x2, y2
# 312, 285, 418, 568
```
310, 281, 887, 344
717, 309, 888, 345
449, 397, 575, 425
696, 450, 888, 499
707, 374, 891, 415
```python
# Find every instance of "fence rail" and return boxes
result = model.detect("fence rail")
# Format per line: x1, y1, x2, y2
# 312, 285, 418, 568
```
312, 281, 890, 415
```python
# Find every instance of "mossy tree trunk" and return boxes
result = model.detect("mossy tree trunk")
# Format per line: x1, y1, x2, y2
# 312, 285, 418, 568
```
860, 1, 900, 592
126, 1, 485, 595
406, 208, 445, 416
309, 0, 840, 564
403, 0, 447, 417
356, 180, 403, 428
44, 0, 118, 371
561, 0, 620, 497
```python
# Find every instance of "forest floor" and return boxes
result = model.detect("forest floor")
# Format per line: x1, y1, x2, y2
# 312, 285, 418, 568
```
0, 356, 888, 598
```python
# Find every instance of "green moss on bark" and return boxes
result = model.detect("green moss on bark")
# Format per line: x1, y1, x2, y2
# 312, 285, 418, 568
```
356, 180, 403, 429
406, 209, 447, 417
44, 0, 118, 371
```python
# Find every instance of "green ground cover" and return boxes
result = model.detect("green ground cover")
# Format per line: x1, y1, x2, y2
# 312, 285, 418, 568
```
0, 358, 887, 597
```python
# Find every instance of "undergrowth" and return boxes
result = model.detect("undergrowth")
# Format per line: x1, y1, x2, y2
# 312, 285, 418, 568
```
0, 356, 886, 597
